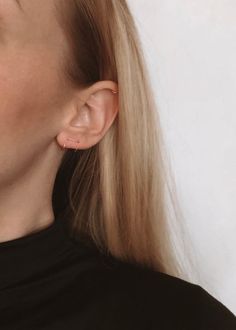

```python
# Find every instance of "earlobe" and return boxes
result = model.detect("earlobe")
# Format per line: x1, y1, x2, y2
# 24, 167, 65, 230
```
62, 138, 80, 152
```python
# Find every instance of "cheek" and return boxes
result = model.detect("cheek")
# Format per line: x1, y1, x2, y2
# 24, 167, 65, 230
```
0, 49, 62, 145
0, 48, 65, 184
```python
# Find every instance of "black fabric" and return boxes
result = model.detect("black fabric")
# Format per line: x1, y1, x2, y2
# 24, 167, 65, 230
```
0, 216, 235, 330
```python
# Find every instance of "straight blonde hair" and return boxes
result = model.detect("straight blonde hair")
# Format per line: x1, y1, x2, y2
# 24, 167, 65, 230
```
52, 0, 200, 282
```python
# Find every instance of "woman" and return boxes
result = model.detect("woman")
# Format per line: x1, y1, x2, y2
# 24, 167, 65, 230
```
0, 0, 235, 329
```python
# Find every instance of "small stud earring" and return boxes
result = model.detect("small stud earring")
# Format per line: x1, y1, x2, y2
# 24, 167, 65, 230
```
111, 90, 118, 94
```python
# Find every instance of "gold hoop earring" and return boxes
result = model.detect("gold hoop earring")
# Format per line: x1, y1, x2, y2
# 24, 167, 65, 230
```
66, 138, 80, 152
74, 140, 80, 152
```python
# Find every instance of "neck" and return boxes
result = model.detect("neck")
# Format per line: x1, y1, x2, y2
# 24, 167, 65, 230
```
0, 144, 62, 243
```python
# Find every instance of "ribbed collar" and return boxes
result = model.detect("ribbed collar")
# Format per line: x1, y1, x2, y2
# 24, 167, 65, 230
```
0, 217, 72, 290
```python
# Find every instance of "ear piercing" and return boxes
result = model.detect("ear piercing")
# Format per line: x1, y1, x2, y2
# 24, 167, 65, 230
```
92, 89, 118, 98
63, 138, 80, 152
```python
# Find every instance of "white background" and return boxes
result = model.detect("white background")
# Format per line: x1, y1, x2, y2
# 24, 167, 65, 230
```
128, 0, 236, 314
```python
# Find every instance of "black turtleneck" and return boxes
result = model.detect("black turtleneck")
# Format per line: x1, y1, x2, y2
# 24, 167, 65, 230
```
0, 216, 235, 330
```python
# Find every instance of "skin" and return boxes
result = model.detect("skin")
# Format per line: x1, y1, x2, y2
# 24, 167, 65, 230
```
0, 0, 119, 242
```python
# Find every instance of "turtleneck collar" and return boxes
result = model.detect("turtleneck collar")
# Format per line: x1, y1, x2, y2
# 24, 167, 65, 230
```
0, 217, 72, 290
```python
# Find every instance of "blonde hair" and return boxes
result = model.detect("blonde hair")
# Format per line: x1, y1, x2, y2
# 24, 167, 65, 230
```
53, 0, 199, 282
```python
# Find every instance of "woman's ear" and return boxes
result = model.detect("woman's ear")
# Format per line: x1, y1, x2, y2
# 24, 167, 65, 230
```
56, 81, 119, 150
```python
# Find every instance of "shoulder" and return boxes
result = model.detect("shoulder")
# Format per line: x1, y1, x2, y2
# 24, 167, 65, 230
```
191, 284, 236, 329
91, 254, 236, 329
66, 237, 236, 329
